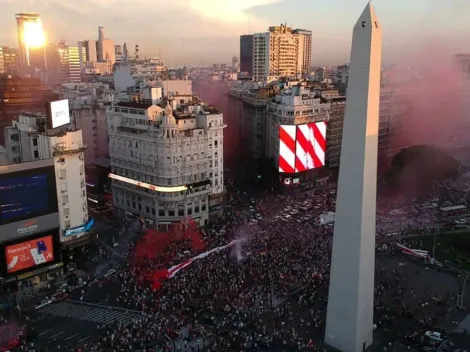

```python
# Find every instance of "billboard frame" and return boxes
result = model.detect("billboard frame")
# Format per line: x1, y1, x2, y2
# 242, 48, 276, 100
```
0, 228, 60, 278
46, 99, 71, 129
0, 159, 59, 242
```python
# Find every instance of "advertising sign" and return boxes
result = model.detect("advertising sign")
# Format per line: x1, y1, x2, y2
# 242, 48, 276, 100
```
278, 122, 327, 174
64, 218, 94, 237
5, 235, 54, 274
0, 161, 58, 227
0, 213, 60, 243
48, 99, 70, 129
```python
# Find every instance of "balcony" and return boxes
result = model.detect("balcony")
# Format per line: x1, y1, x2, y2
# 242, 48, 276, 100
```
52, 143, 88, 157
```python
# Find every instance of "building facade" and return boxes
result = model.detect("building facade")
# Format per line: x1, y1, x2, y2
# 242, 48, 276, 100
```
0, 76, 59, 145
265, 86, 330, 166
4, 114, 91, 244
15, 12, 45, 72
292, 29, 312, 75
71, 106, 109, 164
0, 47, 19, 75
240, 35, 253, 76
241, 90, 270, 160
68, 45, 86, 83
97, 27, 116, 66
80, 40, 98, 63
108, 101, 225, 229
252, 24, 309, 82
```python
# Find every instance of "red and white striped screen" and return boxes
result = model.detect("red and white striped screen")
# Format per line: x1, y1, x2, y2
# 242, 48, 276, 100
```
278, 122, 327, 174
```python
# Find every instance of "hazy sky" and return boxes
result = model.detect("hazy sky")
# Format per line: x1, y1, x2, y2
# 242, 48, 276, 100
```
0, 0, 469, 67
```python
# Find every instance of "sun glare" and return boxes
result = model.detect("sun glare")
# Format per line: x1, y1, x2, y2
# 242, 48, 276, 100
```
23, 20, 45, 48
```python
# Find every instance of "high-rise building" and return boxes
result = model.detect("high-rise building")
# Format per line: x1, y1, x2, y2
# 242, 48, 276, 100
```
15, 13, 46, 72
0, 47, 19, 75
96, 27, 115, 65
68, 45, 86, 82
79, 40, 97, 63
325, 4, 381, 352
292, 29, 312, 75
108, 100, 225, 229
0, 76, 59, 144
115, 45, 122, 55
252, 24, 308, 82
4, 111, 92, 245
98, 26, 105, 41
46, 42, 86, 83
239, 35, 253, 76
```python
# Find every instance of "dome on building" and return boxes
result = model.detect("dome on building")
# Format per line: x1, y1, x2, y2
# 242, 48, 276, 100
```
161, 100, 176, 127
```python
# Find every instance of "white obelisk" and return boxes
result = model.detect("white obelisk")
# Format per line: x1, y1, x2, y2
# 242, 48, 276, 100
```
325, 3, 382, 352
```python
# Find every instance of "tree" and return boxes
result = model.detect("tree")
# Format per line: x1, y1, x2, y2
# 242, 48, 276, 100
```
384, 145, 459, 194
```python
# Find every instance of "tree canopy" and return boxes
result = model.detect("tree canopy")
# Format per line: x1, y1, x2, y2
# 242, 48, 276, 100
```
384, 145, 460, 193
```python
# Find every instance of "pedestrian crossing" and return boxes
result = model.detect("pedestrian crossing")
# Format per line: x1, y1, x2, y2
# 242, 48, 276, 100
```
37, 301, 143, 326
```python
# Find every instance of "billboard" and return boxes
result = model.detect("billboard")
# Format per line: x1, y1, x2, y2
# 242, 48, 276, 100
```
64, 218, 94, 237
278, 122, 327, 174
0, 160, 59, 242
47, 99, 70, 129
0, 213, 60, 243
5, 234, 55, 274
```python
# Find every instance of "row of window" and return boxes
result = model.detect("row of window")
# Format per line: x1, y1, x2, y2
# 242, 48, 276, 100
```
115, 197, 207, 217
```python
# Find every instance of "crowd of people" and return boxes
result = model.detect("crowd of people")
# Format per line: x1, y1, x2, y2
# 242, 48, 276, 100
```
11, 181, 470, 352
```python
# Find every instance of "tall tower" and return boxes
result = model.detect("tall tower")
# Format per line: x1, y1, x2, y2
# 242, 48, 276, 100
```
98, 26, 105, 40
325, 4, 382, 352
15, 13, 45, 71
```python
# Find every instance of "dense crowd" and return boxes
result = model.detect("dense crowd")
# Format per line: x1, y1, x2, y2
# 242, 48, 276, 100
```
11, 182, 470, 352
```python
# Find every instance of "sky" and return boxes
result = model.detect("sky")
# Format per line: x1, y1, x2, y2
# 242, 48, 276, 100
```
0, 0, 469, 67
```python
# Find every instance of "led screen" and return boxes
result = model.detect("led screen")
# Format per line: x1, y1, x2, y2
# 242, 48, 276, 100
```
0, 166, 58, 226
279, 121, 327, 174
5, 234, 55, 274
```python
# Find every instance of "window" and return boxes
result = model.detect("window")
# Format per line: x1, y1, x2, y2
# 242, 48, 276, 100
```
146, 206, 150, 214
32, 138, 38, 146
195, 206, 200, 213
178, 209, 184, 216
168, 210, 175, 217
202, 204, 206, 211
34, 150, 39, 158
159, 210, 165, 217
187, 208, 193, 215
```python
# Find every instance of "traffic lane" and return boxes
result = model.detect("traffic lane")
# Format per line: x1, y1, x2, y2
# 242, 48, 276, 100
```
377, 255, 461, 306
375, 255, 470, 337
28, 314, 98, 349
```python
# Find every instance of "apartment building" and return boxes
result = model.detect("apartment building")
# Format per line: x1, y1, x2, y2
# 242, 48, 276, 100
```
107, 100, 225, 229
252, 24, 311, 82
4, 113, 91, 244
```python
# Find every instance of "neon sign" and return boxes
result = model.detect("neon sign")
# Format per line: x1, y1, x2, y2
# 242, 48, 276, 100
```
108, 173, 187, 193
64, 218, 94, 237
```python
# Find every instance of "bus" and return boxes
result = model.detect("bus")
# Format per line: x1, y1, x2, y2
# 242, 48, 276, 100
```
439, 205, 467, 219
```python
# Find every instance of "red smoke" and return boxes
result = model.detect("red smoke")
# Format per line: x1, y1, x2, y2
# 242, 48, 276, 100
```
385, 42, 467, 155
132, 218, 205, 289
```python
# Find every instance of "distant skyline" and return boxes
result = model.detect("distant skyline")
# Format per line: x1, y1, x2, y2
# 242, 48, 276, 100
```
0, 0, 469, 67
